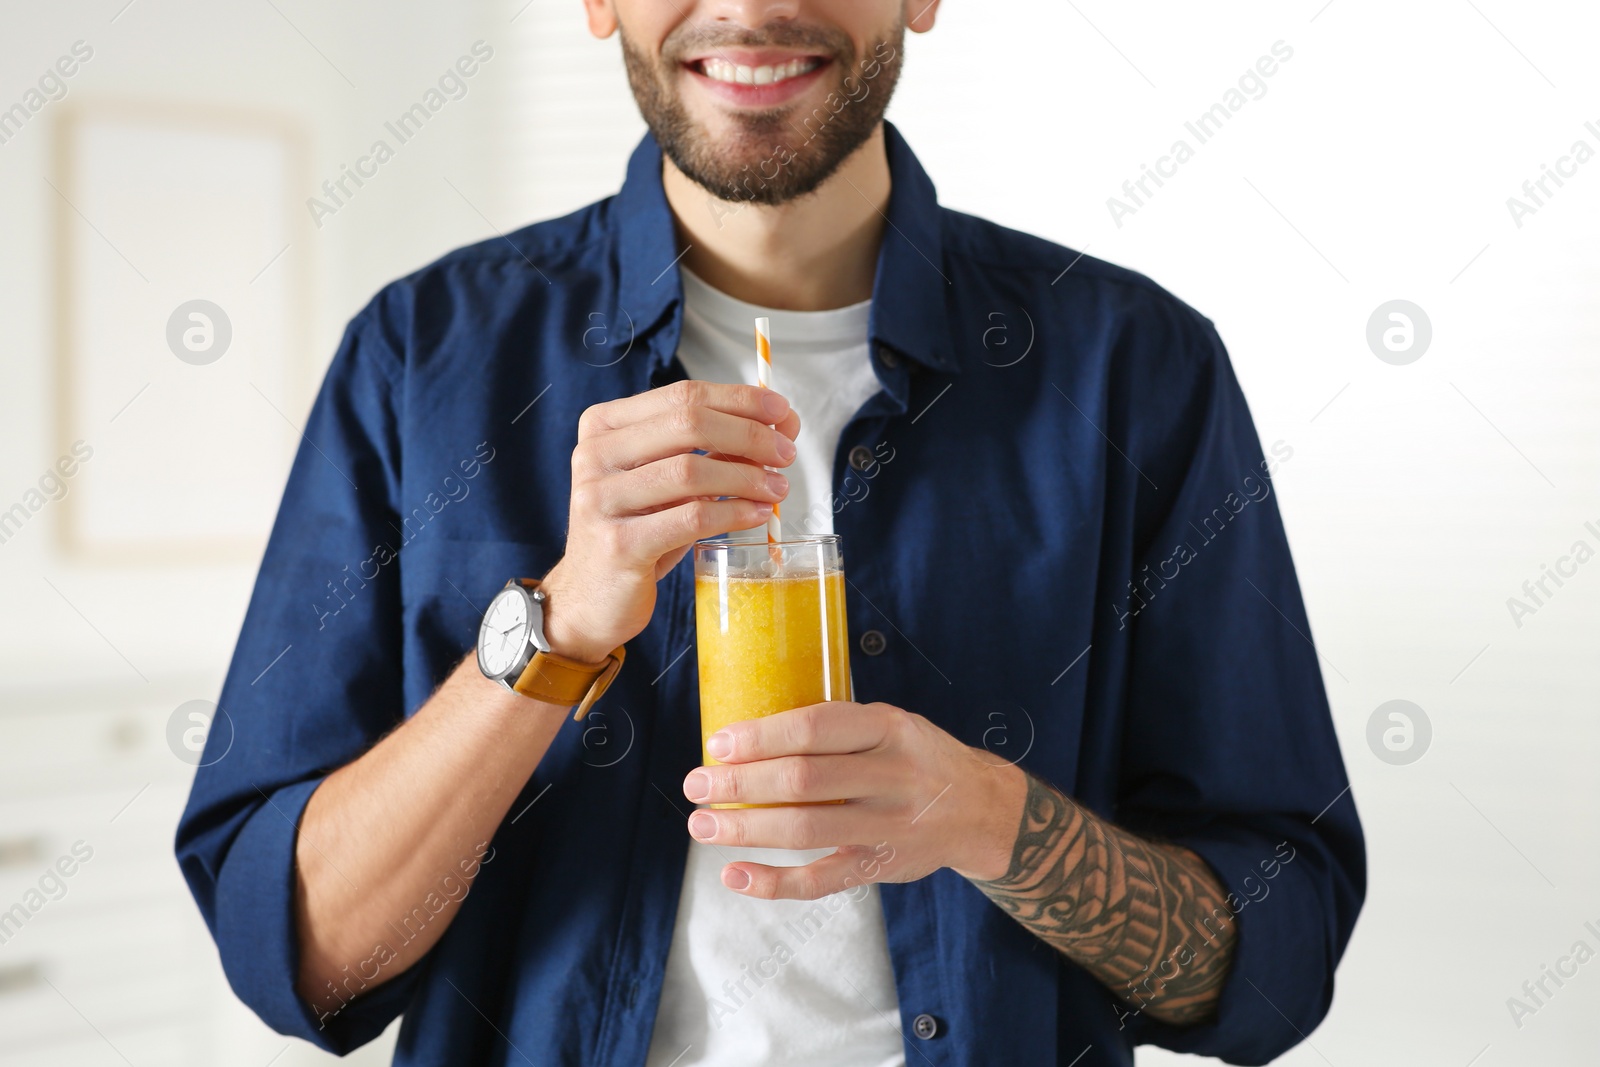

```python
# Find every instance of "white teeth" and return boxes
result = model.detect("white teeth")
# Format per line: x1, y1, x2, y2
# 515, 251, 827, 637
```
700, 57, 818, 87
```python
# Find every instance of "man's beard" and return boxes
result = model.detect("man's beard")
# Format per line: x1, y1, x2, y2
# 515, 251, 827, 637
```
620, 20, 904, 206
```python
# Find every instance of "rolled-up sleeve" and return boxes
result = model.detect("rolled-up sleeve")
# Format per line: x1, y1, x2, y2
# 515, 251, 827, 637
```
174, 297, 421, 1053
1117, 308, 1366, 1064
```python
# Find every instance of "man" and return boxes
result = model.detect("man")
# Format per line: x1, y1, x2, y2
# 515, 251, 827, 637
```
177, 1, 1364, 1064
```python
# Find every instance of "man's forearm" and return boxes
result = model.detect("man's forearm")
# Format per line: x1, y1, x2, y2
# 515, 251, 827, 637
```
293, 654, 567, 1019
973, 773, 1238, 1026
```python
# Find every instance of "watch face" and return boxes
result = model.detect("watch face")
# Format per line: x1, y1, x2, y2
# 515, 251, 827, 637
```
478, 586, 532, 680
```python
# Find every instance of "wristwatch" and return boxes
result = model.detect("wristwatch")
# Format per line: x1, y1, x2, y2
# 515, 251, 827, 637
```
476, 579, 625, 720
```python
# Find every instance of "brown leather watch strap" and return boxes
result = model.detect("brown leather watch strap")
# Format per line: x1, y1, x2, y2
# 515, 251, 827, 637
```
511, 646, 625, 721
507, 580, 625, 720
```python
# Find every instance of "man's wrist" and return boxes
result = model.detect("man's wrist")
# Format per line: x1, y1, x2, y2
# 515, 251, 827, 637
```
537, 566, 614, 666
952, 756, 1028, 882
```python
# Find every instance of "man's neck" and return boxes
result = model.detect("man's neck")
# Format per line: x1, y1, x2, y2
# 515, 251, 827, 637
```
662, 125, 891, 312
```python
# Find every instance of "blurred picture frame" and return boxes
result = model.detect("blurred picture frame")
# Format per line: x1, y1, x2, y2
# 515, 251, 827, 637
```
52, 99, 312, 564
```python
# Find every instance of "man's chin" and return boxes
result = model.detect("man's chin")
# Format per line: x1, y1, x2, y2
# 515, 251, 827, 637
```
681, 103, 794, 149
673, 141, 842, 207
666, 123, 795, 194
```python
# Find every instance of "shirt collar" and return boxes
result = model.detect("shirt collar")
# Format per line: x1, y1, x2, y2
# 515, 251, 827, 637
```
613, 132, 686, 364
611, 121, 958, 377
868, 122, 958, 374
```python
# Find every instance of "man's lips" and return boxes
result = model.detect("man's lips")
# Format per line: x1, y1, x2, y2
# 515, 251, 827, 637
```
682, 53, 833, 108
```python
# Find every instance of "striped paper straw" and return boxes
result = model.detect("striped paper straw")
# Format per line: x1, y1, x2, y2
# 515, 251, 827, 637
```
754, 316, 782, 545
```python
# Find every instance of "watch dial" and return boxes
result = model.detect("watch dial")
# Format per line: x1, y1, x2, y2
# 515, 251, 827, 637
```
480, 588, 531, 678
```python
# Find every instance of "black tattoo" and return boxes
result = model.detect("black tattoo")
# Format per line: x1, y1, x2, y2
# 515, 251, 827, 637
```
974, 774, 1239, 1026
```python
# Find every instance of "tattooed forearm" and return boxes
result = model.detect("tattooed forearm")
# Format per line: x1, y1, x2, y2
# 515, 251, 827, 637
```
973, 774, 1238, 1026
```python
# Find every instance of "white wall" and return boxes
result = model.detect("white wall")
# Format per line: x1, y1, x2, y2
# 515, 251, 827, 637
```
1, 1, 1596, 1065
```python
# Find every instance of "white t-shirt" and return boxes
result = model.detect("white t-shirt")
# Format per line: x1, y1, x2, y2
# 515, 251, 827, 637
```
643, 268, 904, 1067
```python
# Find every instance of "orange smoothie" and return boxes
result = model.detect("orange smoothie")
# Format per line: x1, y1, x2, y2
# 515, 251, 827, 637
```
694, 569, 852, 768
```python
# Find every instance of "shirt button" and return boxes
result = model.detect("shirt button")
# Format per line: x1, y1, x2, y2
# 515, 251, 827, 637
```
912, 1013, 940, 1040
848, 445, 875, 472
859, 629, 887, 656
879, 348, 901, 370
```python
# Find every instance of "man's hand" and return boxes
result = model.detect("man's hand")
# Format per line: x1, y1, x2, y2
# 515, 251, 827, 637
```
679, 700, 1241, 1025
679, 701, 1028, 898
540, 380, 799, 663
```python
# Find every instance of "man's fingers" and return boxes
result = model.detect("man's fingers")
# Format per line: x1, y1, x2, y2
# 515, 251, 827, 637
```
773, 406, 801, 442
684, 754, 886, 806
687, 801, 878, 853
702, 409, 801, 455
607, 454, 787, 516
625, 497, 774, 560
720, 847, 883, 901
708, 702, 900, 763
587, 406, 797, 473
580, 379, 789, 437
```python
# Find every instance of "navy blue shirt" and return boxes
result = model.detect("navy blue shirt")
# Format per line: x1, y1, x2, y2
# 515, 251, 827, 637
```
176, 124, 1363, 1066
